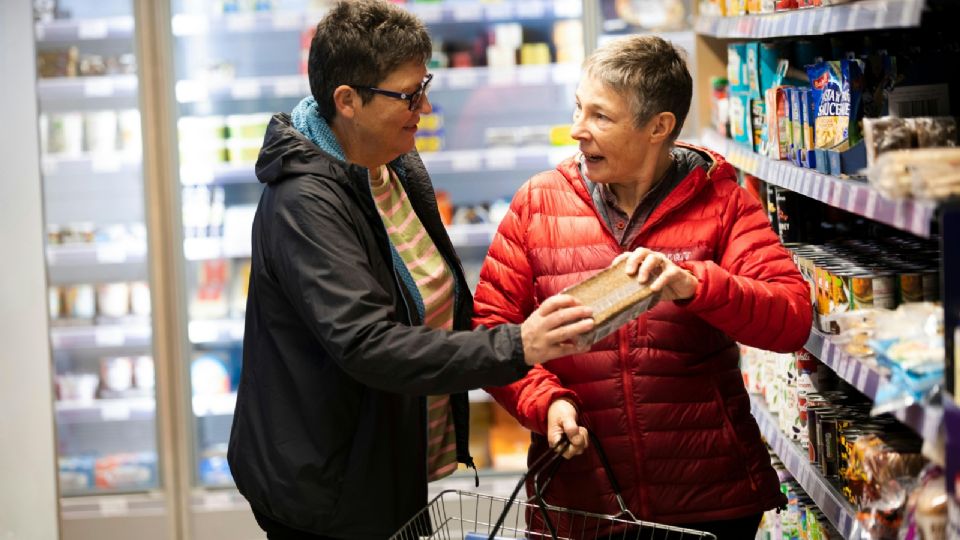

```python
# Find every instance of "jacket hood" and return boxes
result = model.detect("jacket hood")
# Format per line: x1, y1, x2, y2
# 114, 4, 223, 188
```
255, 113, 363, 187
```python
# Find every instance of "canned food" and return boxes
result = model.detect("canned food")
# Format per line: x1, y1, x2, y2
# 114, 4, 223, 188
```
818, 414, 839, 478
807, 406, 830, 463
898, 270, 924, 304
921, 269, 940, 302
867, 271, 897, 309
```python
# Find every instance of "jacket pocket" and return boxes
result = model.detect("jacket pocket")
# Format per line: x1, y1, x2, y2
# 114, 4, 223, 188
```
709, 377, 758, 491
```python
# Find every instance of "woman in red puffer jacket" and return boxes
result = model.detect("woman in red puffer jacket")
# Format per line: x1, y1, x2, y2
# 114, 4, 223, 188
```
473, 35, 812, 540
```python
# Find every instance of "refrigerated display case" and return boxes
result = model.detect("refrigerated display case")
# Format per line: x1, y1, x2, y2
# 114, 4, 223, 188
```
168, 1, 587, 525
33, 0, 173, 538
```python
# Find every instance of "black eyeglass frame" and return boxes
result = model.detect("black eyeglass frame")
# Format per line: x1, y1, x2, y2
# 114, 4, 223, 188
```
350, 73, 434, 111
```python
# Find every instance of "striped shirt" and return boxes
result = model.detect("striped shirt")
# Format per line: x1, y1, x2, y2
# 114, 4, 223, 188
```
370, 165, 458, 482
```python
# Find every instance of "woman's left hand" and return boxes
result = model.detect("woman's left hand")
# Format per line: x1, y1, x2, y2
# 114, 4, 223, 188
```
613, 248, 699, 302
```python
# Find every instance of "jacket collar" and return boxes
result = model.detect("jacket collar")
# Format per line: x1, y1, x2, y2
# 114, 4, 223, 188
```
557, 142, 735, 239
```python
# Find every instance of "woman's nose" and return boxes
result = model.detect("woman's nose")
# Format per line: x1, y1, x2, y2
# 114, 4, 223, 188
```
570, 117, 587, 141
418, 94, 433, 115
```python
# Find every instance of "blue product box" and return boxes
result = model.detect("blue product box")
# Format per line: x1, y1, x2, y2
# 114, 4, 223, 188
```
814, 149, 830, 174
729, 92, 753, 148
790, 89, 804, 164
826, 141, 867, 176
727, 43, 749, 94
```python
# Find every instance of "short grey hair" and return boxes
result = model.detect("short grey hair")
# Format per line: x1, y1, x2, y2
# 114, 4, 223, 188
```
308, 0, 432, 121
583, 35, 692, 140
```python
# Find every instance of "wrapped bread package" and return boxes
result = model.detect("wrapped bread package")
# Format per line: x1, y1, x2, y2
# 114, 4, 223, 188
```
561, 259, 659, 347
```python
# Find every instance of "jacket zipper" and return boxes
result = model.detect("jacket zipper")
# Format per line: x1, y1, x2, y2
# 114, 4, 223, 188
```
618, 325, 651, 519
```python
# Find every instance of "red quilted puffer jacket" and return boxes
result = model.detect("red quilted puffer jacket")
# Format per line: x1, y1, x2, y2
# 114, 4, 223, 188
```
473, 144, 812, 527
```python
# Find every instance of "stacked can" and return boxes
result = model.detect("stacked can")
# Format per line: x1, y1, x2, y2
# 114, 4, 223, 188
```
786, 239, 941, 334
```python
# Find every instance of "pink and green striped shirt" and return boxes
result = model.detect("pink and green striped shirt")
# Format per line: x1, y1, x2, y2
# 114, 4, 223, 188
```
370, 164, 458, 482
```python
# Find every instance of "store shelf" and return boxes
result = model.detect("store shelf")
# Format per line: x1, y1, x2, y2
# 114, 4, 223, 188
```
804, 328, 944, 441
180, 145, 576, 186
190, 487, 250, 512
445, 223, 499, 247
172, 11, 316, 36
61, 491, 166, 518
41, 154, 141, 179
192, 393, 237, 417
750, 394, 863, 538
179, 163, 255, 186
175, 64, 579, 103
421, 145, 575, 175
183, 237, 248, 261
189, 319, 245, 345
46, 242, 147, 267
694, 0, 924, 39
56, 397, 156, 424
35, 16, 135, 42
50, 323, 151, 350
184, 220, 504, 262
171, 1, 580, 36
38, 75, 139, 102
700, 129, 937, 238
46, 242, 148, 284
406, 0, 582, 24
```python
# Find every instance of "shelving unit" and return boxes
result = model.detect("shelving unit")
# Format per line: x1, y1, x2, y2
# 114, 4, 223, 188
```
179, 145, 576, 186
41, 154, 142, 178
700, 129, 937, 238
175, 64, 580, 104
170, 0, 581, 37
37, 74, 139, 102
188, 319, 244, 345
56, 398, 156, 424
183, 222, 500, 262
750, 395, 862, 537
192, 393, 236, 418
49, 323, 152, 350
46, 244, 147, 285
694, 0, 958, 532
35, 16, 136, 42
46, 242, 146, 266
804, 328, 944, 441
695, 0, 924, 38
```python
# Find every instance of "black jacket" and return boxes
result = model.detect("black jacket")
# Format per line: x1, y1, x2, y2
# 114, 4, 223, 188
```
227, 114, 530, 539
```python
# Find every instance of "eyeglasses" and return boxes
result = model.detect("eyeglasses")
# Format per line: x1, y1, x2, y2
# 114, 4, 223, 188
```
350, 73, 433, 111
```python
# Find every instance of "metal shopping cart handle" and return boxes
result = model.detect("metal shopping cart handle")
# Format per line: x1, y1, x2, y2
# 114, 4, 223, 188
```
488, 430, 638, 540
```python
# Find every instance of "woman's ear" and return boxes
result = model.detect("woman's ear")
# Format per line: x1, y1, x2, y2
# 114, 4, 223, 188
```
332, 85, 358, 119
648, 111, 677, 143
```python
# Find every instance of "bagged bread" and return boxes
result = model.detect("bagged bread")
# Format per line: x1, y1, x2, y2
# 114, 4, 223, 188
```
561, 259, 659, 347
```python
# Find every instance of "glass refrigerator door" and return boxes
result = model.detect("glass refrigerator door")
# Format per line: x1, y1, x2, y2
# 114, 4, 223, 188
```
170, 1, 584, 509
34, 0, 170, 537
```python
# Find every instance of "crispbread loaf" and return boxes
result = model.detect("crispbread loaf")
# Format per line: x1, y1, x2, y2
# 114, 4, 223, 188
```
562, 259, 659, 346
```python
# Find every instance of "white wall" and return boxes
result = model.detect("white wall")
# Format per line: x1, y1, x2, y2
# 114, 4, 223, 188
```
0, 1, 62, 538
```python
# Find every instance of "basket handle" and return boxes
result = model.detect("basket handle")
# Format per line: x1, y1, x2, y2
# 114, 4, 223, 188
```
487, 430, 636, 540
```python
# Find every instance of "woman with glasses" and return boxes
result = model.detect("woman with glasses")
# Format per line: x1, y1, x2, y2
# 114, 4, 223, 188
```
227, 1, 595, 539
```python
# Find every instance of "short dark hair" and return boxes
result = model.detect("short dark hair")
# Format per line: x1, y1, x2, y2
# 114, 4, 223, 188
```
583, 35, 692, 140
308, 0, 432, 121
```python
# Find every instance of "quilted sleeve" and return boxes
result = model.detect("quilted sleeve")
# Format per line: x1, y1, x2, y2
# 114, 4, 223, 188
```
472, 181, 536, 329
473, 180, 579, 433
679, 184, 812, 352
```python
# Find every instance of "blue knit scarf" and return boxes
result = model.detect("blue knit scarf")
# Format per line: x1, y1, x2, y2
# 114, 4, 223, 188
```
290, 96, 431, 322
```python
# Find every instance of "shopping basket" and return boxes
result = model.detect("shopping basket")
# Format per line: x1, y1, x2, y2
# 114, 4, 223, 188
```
391, 432, 716, 540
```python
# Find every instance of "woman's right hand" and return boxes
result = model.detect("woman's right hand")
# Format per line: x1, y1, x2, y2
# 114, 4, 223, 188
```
520, 294, 593, 366
547, 398, 588, 459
